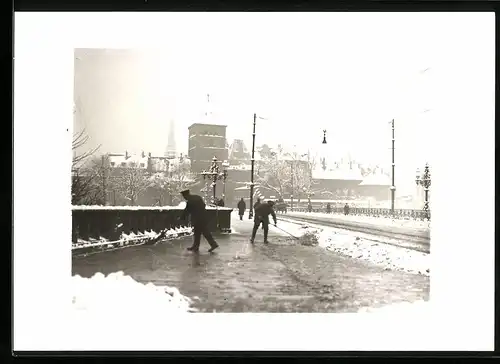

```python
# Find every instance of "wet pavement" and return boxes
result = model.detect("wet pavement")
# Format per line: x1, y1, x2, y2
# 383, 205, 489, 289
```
72, 215, 430, 312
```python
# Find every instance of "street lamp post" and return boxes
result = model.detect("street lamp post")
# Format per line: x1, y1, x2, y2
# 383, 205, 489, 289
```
249, 113, 257, 219
200, 156, 228, 205
390, 119, 396, 215
221, 160, 230, 204
415, 163, 431, 220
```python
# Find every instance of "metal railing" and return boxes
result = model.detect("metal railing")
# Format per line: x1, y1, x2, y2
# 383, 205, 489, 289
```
287, 207, 431, 220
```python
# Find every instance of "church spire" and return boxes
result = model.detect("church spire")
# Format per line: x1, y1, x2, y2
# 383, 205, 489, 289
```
165, 119, 177, 159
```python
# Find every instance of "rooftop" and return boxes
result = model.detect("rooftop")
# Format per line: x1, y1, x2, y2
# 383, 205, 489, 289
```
359, 171, 392, 186
188, 123, 228, 129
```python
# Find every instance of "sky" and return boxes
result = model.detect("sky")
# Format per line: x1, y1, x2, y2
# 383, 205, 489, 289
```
73, 12, 477, 190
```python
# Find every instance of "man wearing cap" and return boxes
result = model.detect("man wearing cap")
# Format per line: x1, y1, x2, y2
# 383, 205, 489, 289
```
250, 200, 277, 244
179, 189, 219, 253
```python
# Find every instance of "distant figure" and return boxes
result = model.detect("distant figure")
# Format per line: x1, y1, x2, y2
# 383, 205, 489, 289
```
344, 203, 350, 216
179, 189, 219, 253
326, 203, 331, 214
237, 198, 246, 220
307, 202, 312, 213
251, 200, 277, 244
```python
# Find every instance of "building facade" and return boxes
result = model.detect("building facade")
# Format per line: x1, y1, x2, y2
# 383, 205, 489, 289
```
188, 123, 229, 174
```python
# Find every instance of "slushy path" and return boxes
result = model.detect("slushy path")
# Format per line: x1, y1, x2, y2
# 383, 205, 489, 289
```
72, 215, 429, 312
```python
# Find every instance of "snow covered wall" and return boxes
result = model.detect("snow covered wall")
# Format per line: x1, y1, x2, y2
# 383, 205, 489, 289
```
72, 205, 233, 246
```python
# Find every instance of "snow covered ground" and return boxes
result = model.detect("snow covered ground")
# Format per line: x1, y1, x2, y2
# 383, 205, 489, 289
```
287, 211, 431, 230
357, 299, 430, 314
271, 219, 430, 276
71, 272, 197, 321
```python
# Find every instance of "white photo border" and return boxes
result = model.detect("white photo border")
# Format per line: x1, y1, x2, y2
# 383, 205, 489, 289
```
13, 12, 495, 351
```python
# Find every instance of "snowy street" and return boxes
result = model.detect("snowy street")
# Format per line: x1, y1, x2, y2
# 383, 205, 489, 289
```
72, 214, 429, 314
284, 211, 430, 234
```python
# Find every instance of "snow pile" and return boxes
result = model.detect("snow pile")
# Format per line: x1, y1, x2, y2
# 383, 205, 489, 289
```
319, 229, 430, 276
71, 272, 197, 318
272, 221, 430, 276
358, 299, 430, 314
288, 211, 430, 230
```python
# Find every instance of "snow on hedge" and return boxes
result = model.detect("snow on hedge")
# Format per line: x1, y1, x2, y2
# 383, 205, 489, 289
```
357, 299, 431, 314
72, 205, 233, 211
271, 220, 430, 276
287, 211, 431, 230
72, 272, 197, 317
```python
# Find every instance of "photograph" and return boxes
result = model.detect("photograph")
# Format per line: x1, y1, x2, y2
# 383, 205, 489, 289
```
71, 42, 432, 314
13, 11, 495, 352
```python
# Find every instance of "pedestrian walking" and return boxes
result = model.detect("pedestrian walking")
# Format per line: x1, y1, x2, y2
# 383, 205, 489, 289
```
344, 203, 350, 216
179, 189, 219, 253
237, 198, 246, 220
326, 202, 331, 214
250, 200, 277, 244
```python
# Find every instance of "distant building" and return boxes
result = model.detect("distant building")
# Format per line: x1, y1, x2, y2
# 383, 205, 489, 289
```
165, 119, 177, 159
107, 151, 168, 173
188, 123, 228, 174
228, 139, 250, 161
104, 151, 169, 206
358, 168, 392, 201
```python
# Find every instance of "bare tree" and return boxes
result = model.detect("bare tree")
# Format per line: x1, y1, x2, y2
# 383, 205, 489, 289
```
113, 162, 151, 205
72, 98, 100, 169
255, 147, 292, 198
150, 157, 197, 205
72, 154, 110, 205
290, 152, 322, 202
71, 96, 104, 205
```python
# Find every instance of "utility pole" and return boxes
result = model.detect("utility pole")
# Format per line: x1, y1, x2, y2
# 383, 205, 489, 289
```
390, 119, 396, 214
249, 113, 257, 219
290, 162, 294, 212
101, 155, 107, 205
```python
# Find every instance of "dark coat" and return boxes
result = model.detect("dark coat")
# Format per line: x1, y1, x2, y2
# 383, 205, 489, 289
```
344, 204, 350, 214
254, 200, 261, 210
180, 194, 208, 226
237, 200, 246, 214
254, 203, 277, 224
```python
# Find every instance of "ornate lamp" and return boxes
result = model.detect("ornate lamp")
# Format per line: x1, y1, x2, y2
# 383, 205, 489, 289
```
200, 156, 228, 205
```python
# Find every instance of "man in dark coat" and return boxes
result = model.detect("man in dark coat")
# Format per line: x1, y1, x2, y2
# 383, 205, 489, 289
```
179, 189, 219, 253
250, 200, 277, 244
326, 202, 331, 214
253, 197, 262, 228
237, 198, 246, 220
344, 203, 350, 216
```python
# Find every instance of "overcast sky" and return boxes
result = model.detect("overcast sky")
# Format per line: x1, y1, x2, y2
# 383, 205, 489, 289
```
73, 12, 491, 190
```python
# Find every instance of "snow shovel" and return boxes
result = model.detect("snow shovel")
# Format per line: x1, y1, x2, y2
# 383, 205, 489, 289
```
272, 224, 300, 240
